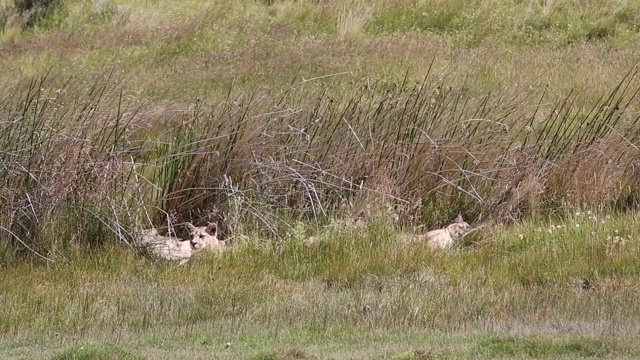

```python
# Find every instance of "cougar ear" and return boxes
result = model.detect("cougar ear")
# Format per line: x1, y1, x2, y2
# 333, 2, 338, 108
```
186, 222, 196, 232
206, 222, 218, 235
455, 213, 464, 223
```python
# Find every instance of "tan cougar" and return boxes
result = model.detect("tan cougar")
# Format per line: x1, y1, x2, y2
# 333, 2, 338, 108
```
141, 228, 192, 265
187, 222, 226, 253
426, 214, 471, 249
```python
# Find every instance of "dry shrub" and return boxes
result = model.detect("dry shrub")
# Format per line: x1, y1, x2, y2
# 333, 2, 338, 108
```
152, 69, 640, 236
0, 71, 144, 261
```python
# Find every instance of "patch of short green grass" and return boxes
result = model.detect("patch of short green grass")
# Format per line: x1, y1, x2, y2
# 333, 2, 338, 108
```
470, 335, 615, 358
51, 343, 143, 360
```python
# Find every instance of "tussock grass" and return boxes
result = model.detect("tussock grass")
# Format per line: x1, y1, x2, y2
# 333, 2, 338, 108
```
1, 65, 640, 260
337, 2, 372, 39
0, 71, 144, 262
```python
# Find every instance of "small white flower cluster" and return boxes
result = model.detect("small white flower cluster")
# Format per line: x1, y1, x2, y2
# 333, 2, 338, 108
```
532, 224, 567, 234
574, 210, 607, 223
543, 224, 566, 234
527, 212, 628, 248
570, 210, 617, 231
606, 229, 632, 256
607, 230, 631, 246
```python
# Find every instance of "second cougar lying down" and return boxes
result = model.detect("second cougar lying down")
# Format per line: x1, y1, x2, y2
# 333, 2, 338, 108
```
141, 222, 225, 264
141, 228, 193, 265
426, 214, 472, 249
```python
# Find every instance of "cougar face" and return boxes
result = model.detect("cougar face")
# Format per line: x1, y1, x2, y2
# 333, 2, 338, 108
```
187, 222, 224, 252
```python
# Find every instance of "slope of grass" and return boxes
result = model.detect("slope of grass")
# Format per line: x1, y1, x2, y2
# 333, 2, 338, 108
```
1, 0, 639, 102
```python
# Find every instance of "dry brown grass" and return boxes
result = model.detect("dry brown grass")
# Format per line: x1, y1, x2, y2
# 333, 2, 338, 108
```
1, 63, 639, 260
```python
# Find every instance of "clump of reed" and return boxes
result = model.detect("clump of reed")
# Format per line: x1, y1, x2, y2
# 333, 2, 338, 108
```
1, 66, 639, 262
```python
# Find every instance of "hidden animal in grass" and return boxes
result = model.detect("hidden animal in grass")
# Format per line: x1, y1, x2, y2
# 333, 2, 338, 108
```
186, 222, 226, 253
426, 213, 471, 249
140, 222, 225, 264
140, 228, 193, 265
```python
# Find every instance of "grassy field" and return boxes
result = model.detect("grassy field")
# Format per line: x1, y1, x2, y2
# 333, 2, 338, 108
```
3, 214, 640, 358
2, 0, 640, 358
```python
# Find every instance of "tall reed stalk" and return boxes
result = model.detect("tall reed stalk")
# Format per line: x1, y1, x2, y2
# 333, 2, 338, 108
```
1, 68, 639, 261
